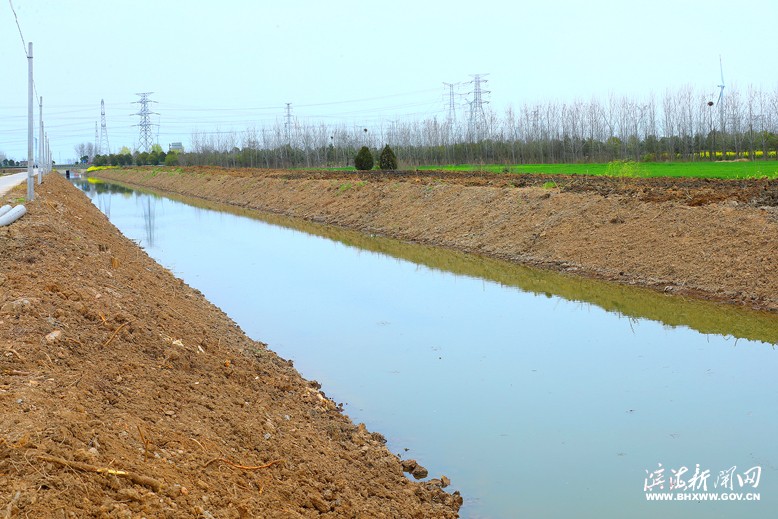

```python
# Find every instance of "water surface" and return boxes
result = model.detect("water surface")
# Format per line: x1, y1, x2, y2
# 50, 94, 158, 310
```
78, 180, 778, 518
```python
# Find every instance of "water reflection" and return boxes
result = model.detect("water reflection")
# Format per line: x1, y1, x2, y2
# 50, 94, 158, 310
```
142, 197, 156, 248
75, 179, 778, 518
75, 179, 778, 346
76, 179, 159, 248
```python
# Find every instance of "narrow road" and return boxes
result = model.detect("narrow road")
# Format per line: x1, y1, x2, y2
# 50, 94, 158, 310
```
0, 171, 36, 197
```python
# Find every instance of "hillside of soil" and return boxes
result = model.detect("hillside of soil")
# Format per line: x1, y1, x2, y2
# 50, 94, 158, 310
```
0, 174, 462, 518
95, 166, 778, 312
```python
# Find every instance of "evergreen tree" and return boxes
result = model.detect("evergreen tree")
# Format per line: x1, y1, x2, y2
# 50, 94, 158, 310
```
354, 146, 374, 171
379, 144, 398, 170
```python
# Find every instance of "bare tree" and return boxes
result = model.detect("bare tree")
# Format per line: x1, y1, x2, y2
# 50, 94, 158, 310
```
74, 142, 95, 162
169, 83, 776, 169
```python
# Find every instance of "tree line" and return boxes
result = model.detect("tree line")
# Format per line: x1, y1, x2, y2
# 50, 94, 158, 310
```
89, 144, 179, 167
172, 85, 777, 169
70, 84, 778, 170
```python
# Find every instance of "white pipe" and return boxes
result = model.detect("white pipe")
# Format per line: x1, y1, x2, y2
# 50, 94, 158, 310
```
0, 204, 11, 218
0, 205, 26, 227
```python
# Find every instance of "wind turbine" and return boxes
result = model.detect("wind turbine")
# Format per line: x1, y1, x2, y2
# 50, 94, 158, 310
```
716, 55, 725, 106
716, 55, 725, 133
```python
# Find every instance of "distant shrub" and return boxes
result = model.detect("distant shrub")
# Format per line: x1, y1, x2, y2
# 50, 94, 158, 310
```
165, 152, 179, 166
354, 146, 374, 171
135, 152, 149, 166
378, 144, 397, 170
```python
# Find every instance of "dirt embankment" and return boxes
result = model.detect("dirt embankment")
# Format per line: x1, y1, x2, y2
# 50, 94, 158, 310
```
0, 173, 462, 518
95, 167, 778, 312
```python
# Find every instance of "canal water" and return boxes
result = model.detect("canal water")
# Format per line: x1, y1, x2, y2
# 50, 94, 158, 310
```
77, 180, 778, 518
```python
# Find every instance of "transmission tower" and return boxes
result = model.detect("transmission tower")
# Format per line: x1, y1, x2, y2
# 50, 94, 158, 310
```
98, 99, 110, 155
133, 92, 158, 152
467, 73, 490, 141
285, 103, 293, 144
443, 82, 458, 124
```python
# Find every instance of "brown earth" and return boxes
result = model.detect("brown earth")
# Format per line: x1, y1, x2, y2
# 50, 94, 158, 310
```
94, 166, 778, 312
0, 173, 462, 518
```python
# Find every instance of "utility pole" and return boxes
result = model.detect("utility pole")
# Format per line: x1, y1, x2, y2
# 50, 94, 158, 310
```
467, 73, 490, 141
39, 121, 45, 179
95, 121, 100, 156
27, 42, 34, 201
133, 92, 158, 152
38, 96, 43, 182
285, 103, 293, 145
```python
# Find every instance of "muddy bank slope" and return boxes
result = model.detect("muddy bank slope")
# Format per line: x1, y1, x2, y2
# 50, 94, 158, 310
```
94, 167, 778, 312
0, 173, 461, 518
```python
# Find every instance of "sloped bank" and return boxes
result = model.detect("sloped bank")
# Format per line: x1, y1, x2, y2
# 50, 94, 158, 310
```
0, 173, 462, 517
94, 167, 778, 312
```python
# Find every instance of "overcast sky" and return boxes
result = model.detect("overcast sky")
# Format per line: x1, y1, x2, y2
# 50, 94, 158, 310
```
1, 0, 776, 163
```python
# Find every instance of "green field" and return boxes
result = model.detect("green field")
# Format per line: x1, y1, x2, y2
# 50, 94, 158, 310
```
416, 161, 778, 179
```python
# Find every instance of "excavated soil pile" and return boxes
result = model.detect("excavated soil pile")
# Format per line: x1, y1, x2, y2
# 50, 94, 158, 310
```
96, 167, 778, 312
0, 174, 461, 518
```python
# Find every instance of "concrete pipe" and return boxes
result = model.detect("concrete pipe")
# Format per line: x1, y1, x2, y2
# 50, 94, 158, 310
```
0, 205, 26, 227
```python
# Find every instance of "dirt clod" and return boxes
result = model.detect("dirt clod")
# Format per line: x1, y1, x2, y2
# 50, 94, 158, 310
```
401, 459, 430, 480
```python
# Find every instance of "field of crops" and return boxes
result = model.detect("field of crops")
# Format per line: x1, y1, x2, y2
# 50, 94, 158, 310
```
417, 160, 778, 179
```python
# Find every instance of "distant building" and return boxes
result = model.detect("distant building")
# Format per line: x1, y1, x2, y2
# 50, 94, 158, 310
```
169, 142, 184, 153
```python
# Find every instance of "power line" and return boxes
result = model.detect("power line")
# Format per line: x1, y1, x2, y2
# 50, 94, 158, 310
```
152, 89, 440, 114
295, 88, 440, 108
7, 0, 39, 101
7, 0, 28, 56
0, 73, 451, 158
